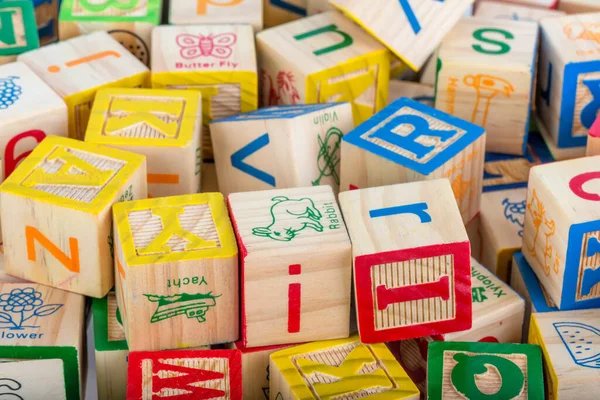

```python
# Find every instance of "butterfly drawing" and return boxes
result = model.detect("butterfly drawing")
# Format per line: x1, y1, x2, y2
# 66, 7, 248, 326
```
176, 33, 237, 60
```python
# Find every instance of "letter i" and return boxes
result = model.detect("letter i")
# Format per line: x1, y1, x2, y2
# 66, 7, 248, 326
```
288, 264, 301, 333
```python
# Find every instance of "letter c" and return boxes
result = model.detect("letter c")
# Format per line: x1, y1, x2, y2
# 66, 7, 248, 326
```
569, 172, 600, 201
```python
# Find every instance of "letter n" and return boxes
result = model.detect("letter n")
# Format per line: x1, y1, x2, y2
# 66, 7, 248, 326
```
26, 226, 80, 273
294, 24, 353, 56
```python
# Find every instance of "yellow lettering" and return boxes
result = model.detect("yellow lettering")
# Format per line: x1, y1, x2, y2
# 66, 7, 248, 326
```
105, 97, 184, 138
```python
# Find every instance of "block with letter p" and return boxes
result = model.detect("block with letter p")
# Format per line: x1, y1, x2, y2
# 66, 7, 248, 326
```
0, 136, 147, 298
339, 179, 472, 343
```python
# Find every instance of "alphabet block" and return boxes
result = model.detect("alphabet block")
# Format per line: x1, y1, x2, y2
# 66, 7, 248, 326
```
263, 0, 306, 28
170, 0, 262, 32
0, 136, 147, 298
210, 103, 353, 196
536, 13, 600, 151
341, 97, 486, 224
529, 309, 600, 400
428, 341, 544, 399
0, 1, 39, 65
536, 113, 587, 160
256, 11, 390, 126
388, 80, 434, 106
475, 1, 565, 21
112, 193, 238, 351
58, 0, 162, 66
18, 31, 150, 140
85, 88, 203, 198
228, 185, 351, 348
523, 156, 600, 310
34, 0, 60, 45
328, 0, 473, 71
270, 335, 420, 400
152, 24, 257, 161
436, 17, 538, 155
339, 179, 472, 343
586, 116, 600, 156
0, 282, 85, 400
558, 0, 600, 13
480, 187, 527, 282
127, 349, 242, 399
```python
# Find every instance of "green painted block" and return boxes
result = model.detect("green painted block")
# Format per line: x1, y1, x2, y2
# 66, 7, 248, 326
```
427, 341, 544, 399
59, 0, 162, 24
92, 290, 128, 352
0, 0, 40, 56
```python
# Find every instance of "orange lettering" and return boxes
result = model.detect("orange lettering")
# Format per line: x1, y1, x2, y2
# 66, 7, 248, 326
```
26, 226, 80, 273
116, 258, 127, 314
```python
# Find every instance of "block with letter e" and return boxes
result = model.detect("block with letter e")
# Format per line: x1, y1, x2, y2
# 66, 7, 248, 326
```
0, 136, 147, 298
112, 193, 238, 351
339, 179, 472, 343
86, 88, 203, 198
341, 96, 486, 224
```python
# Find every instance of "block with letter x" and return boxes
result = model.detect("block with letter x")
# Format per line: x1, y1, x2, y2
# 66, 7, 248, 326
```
339, 179, 472, 343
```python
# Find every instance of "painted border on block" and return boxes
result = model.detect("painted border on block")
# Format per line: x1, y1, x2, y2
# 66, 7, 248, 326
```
0, 1, 40, 56
564, 219, 600, 310
92, 291, 129, 352
59, 0, 162, 23
212, 103, 344, 123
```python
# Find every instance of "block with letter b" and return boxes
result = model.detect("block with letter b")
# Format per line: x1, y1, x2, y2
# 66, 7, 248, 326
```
170, 0, 263, 32
86, 88, 203, 198
523, 156, 600, 310
112, 193, 238, 351
339, 179, 472, 343
341, 97, 486, 224
0, 136, 147, 298
0, 1, 39, 65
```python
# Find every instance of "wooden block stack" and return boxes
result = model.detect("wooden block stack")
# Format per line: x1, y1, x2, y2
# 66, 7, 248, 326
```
0, 1, 39, 65
169, 0, 263, 32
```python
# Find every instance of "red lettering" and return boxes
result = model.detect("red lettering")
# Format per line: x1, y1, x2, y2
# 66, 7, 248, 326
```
376, 275, 450, 311
152, 360, 225, 399
4, 130, 46, 178
288, 264, 301, 333
569, 172, 600, 201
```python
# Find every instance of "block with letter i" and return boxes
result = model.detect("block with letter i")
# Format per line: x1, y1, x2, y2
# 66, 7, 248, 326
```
127, 349, 242, 399
18, 31, 150, 141
0, 1, 39, 65
0, 282, 85, 400
523, 156, 600, 310
152, 24, 257, 160
436, 17, 538, 155
0, 136, 147, 298
256, 10, 390, 126
228, 185, 351, 348
269, 335, 420, 400
341, 97, 486, 224
112, 193, 238, 351
170, 0, 263, 32
86, 88, 203, 198
263, 0, 306, 28
210, 103, 353, 196
339, 179, 472, 343
427, 341, 544, 399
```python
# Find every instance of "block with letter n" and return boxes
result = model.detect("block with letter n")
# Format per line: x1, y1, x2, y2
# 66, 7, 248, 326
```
0, 0, 39, 65
341, 97, 486, 224
169, 0, 263, 32
86, 88, 203, 198
339, 179, 472, 343
0, 136, 147, 298
112, 193, 238, 351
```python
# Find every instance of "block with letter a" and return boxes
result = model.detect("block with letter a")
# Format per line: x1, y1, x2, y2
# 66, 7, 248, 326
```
86, 88, 203, 198
339, 179, 472, 343
170, 0, 263, 32
0, 136, 147, 298
256, 10, 390, 126
127, 349, 242, 399
228, 185, 351, 348
269, 335, 420, 400
341, 97, 486, 224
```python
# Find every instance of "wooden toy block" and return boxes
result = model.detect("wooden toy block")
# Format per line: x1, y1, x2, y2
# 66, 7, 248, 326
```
85, 88, 203, 198
475, 1, 565, 21
428, 341, 544, 399
537, 114, 587, 160
228, 185, 351, 348
466, 214, 482, 261
33, 0, 60, 45
436, 17, 538, 155
536, 13, 600, 152
389, 80, 434, 107
210, 103, 353, 196
0, 136, 147, 298
558, 0, 600, 13
127, 349, 242, 399
201, 162, 219, 192
306, 0, 334, 15
59, 0, 162, 67
480, 187, 527, 282
169, 0, 262, 32
522, 156, 600, 310
339, 179, 472, 343
511, 251, 558, 341
340, 97, 486, 224
328, 0, 473, 71
0, 282, 85, 400
0, 1, 39, 65
256, 11, 390, 126
152, 24, 257, 161
263, 0, 306, 28
18, 32, 149, 141
530, 309, 600, 399
270, 335, 420, 400
92, 290, 129, 400
586, 116, 600, 156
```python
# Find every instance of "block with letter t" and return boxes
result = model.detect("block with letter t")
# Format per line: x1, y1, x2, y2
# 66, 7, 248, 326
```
339, 179, 472, 343
0, 136, 147, 298
523, 156, 600, 310
256, 10, 390, 126
341, 97, 486, 224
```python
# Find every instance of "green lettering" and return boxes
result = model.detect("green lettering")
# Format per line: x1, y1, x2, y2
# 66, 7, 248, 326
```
294, 24, 353, 56
472, 28, 513, 55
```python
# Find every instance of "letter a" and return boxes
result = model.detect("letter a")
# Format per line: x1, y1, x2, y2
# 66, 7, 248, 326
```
26, 226, 80, 273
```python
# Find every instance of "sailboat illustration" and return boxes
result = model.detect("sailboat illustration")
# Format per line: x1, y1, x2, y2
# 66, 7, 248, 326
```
464, 74, 514, 127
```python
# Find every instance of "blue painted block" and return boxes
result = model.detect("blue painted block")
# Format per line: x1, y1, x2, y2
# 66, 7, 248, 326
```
513, 251, 558, 314
213, 103, 340, 123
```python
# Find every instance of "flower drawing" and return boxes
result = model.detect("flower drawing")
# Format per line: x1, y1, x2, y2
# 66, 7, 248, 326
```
0, 287, 63, 330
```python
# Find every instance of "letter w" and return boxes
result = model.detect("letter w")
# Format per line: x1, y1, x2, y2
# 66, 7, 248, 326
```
151, 360, 226, 398
26, 226, 80, 273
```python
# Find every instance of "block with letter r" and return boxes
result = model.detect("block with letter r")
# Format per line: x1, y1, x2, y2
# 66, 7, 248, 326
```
341, 96, 486, 224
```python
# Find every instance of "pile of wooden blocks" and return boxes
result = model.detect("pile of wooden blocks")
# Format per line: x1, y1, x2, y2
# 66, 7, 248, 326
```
0, 0, 600, 399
